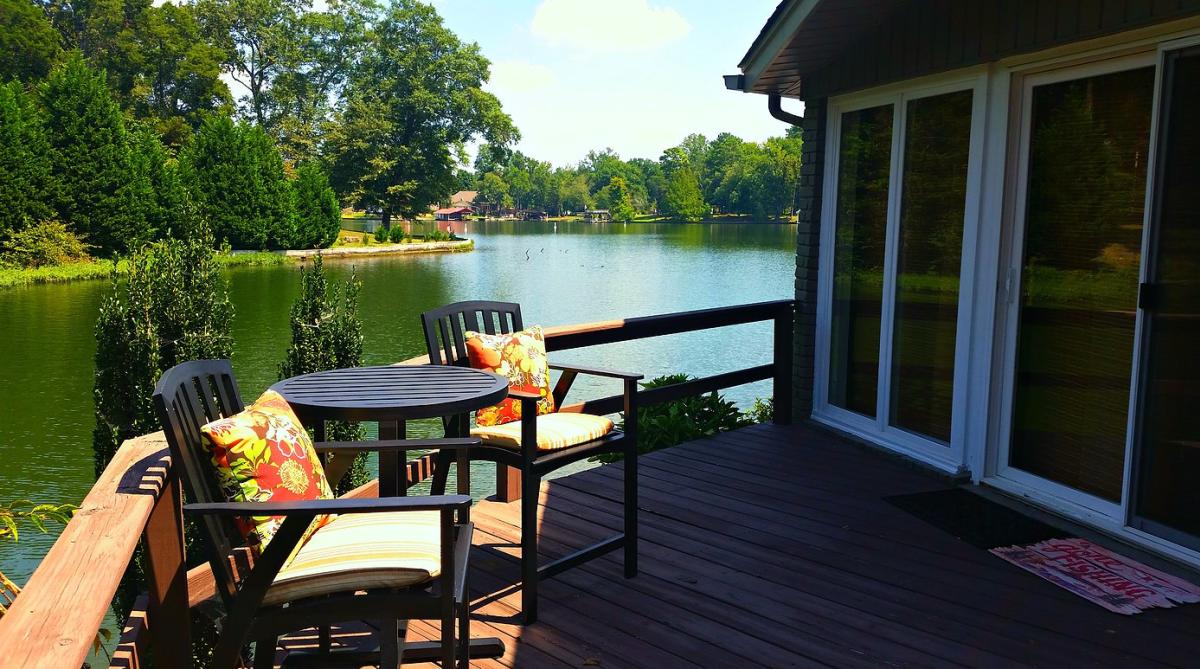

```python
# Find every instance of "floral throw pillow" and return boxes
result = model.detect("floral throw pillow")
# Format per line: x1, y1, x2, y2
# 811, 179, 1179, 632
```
199, 390, 334, 550
465, 326, 556, 426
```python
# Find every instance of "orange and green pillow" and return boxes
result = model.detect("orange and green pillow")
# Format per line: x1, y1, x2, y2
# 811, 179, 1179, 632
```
200, 390, 333, 550
464, 326, 555, 426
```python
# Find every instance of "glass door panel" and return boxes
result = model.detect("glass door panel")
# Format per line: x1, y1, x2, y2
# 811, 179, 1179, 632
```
889, 90, 973, 443
1009, 66, 1155, 502
829, 104, 893, 417
1133, 46, 1200, 550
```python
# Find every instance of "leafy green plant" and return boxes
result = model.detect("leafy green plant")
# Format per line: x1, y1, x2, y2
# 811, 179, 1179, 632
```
0, 220, 91, 268
374, 225, 388, 243
593, 374, 750, 463
388, 225, 405, 243
743, 397, 774, 424
279, 254, 369, 494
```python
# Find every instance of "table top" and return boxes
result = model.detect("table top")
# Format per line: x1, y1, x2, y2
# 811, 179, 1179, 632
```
271, 364, 510, 422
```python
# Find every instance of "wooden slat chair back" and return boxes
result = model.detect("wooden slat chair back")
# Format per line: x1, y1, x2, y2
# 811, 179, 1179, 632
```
152, 359, 247, 609
419, 301, 641, 624
421, 300, 524, 367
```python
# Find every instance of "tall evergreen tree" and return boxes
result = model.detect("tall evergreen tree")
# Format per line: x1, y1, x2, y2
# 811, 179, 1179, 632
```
127, 124, 185, 241
0, 82, 54, 239
179, 114, 296, 249
292, 163, 340, 249
40, 52, 147, 255
279, 254, 368, 494
663, 167, 707, 222
0, 0, 62, 82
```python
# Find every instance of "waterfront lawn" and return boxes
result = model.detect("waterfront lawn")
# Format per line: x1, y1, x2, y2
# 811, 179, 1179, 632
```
0, 251, 287, 289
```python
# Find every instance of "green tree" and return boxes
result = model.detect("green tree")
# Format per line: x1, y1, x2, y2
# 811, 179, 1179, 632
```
40, 52, 148, 255
292, 162, 341, 249
179, 114, 296, 249
0, 0, 62, 82
596, 175, 635, 222
127, 124, 185, 240
197, 0, 304, 127
327, 0, 516, 228
131, 2, 232, 146
477, 171, 509, 212
0, 82, 54, 239
663, 166, 707, 222
279, 253, 368, 494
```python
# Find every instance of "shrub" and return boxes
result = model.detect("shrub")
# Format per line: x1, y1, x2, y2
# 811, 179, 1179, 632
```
374, 225, 388, 243
744, 397, 774, 424
389, 225, 405, 243
279, 254, 369, 494
593, 374, 750, 463
292, 163, 340, 249
92, 214, 231, 663
0, 220, 91, 268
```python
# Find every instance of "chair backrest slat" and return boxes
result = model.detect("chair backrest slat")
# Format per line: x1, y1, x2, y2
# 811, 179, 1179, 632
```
152, 359, 247, 609
420, 301, 524, 369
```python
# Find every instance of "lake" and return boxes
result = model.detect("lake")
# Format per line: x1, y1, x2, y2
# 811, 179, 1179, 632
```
0, 220, 796, 584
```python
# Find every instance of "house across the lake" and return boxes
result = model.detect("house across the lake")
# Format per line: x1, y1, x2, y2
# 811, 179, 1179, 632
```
582, 209, 611, 222
434, 206, 471, 221
730, 1, 1200, 568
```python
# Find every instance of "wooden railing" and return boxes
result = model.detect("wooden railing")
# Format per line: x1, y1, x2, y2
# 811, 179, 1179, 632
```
0, 300, 793, 668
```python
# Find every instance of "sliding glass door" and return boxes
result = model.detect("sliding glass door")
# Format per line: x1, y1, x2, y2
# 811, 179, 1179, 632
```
822, 81, 980, 465
1131, 46, 1200, 551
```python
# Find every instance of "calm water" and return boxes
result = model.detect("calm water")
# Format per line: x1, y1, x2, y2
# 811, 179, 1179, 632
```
0, 221, 795, 583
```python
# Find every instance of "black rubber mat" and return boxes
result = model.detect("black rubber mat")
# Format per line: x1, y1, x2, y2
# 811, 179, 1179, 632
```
885, 487, 1069, 549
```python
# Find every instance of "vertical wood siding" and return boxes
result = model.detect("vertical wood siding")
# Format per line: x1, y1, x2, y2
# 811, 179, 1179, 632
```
800, 0, 1200, 98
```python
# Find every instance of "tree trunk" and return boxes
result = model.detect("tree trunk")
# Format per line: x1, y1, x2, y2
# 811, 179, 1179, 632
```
382, 209, 392, 230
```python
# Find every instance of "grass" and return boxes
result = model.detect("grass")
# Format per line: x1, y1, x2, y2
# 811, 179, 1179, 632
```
1, 250, 286, 289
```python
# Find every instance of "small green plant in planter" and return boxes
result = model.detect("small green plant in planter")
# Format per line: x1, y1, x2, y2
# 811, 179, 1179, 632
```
593, 374, 750, 463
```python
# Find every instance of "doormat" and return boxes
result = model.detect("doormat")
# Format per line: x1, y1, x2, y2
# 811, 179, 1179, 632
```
991, 538, 1200, 615
884, 487, 1065, 549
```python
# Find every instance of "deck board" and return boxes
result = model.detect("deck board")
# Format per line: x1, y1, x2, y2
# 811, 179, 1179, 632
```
280, 423, 1200, 668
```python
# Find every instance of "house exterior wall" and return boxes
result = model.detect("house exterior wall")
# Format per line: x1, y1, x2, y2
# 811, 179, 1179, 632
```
799, 0, 1200, 100
792, 101, 827, 421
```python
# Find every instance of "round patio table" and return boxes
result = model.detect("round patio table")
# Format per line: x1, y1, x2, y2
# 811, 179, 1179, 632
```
272, 364, 509, 496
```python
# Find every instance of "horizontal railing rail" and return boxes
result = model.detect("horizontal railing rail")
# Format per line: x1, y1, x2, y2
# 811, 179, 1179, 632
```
0, 300, 794, 668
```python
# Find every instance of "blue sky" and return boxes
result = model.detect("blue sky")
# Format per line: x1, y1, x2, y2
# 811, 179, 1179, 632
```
430, 0, 799, 166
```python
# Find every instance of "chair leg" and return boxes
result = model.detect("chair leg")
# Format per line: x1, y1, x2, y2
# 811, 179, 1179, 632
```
431, 450, 453, 495
442, 606, 456, 668
521, 470, 539, 624
624, 441, 638, 579
458, 594, 470, 669
253, 632, 276, 669
379, 619, 400, 669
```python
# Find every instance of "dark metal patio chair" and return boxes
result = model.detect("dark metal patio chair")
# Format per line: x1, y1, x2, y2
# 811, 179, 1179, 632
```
420, 301, 641, 624
152, 359, 500, 668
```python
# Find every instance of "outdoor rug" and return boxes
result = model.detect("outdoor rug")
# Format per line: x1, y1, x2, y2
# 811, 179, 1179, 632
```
991, 538, 1200, 614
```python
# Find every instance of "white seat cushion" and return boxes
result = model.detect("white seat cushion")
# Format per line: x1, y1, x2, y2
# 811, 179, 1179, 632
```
471, 412, 614, 451
264, 510, 441, 606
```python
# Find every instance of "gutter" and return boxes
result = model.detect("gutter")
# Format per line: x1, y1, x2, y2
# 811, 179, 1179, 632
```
768, 94, 804, 126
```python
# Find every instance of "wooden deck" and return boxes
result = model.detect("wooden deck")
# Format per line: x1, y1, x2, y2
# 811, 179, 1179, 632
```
280, 423, 1200, 668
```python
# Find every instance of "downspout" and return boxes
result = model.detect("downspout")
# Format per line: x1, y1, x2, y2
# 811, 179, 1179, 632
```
768, 94, 804, 126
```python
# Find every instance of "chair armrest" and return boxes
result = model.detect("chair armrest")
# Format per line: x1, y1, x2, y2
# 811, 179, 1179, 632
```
185, 494, 472, 517
314, 437, 481, 454
508, 389, 542, 401
549, 362, 643, 381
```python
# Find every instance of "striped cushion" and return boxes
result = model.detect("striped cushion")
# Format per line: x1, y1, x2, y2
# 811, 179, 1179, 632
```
264, 510, 441, 605
471, 412, 614, 451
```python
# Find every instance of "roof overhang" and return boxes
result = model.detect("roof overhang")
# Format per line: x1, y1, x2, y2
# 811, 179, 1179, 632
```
728, 0, 903, 98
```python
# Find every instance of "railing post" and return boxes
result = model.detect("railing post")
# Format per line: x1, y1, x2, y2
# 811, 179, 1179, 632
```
773, 303, 795, 425
496, 466, 522, 502
142, 470, 192, 669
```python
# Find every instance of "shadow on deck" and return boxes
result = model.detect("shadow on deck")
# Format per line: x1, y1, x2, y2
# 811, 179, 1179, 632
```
280, 423, 1200, 668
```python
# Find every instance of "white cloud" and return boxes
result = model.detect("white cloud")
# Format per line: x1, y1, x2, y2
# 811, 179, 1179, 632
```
530, 0, 690, 52
487, 60, 556, 93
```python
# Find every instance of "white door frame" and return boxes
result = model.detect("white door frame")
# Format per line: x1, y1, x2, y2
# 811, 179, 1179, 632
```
813, 70, 987, 474
987, 51, 1160, 521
